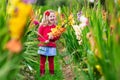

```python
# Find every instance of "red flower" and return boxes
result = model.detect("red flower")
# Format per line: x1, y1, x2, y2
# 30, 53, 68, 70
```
45, 11, 50, 16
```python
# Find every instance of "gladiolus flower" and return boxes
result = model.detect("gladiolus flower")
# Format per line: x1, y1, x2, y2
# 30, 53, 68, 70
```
72, 25, 83, 45
9, 0, 20, 5
22, 0, 37, 4
79, 23, 88, 30
95, 49, 102, 58
102, 10, 107, 21
86, 32, 102, 58
86, 32, 96, 51
78, 40, 82, 45
16, 2, 32, 17
9, 17, 27, 39
89, 0, 94, 3
77, 12, 89, 28
95, 65, 102, 75
33, 19, 39, 25
68, 14, 75, 26
6, 39, 22, 53
48, 26, 66, 38
72, 25, 82, 34
79, 15, 88, 24
77, 11, 82, 20
6, 0, 33, 53
110, 24, 115, 34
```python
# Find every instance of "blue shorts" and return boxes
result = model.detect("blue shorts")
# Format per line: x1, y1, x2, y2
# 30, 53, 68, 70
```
38, 46, 56, 56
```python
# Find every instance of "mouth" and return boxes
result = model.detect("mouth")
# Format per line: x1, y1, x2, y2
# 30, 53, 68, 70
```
50, 19, 54, 21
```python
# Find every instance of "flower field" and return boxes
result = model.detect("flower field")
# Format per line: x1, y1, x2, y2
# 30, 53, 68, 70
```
0, 0, 120, 80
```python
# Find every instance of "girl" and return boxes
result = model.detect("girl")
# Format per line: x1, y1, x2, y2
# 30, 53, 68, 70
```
37, 10, 60, 76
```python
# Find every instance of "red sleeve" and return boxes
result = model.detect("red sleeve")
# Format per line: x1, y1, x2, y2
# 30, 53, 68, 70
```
37, 25, 45, 42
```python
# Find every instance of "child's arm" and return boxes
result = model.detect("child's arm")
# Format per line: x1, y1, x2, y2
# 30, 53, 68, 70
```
37, 26, 45, 41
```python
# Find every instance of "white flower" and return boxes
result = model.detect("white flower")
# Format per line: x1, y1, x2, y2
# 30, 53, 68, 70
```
72, 25, 83, 45
76, 36, 81, 40
79, 23, 87, 30
89, 0, 94, 3
79, 15, 89, 30
78, 40, 82, 45
75, 31, 81, 36
72, 25, 79, 31
79, 15, 88, 23
73, 25, 82, 34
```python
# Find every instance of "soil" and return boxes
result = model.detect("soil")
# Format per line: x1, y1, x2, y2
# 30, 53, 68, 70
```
57, 42, 75, 80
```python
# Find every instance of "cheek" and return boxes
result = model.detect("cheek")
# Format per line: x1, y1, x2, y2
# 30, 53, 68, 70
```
48, 17, 51, 20
54, 17, 56, 20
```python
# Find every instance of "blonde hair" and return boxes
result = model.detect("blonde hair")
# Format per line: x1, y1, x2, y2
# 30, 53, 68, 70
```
40, 10, 56, 26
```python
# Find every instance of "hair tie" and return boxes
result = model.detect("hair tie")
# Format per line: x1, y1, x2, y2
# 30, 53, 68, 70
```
45, 11, 50, 16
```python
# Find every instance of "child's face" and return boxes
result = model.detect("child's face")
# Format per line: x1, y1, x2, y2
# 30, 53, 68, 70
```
48, 12, 56, 24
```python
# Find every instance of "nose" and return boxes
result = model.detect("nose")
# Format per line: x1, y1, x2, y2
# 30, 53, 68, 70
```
52, 17, 54, 19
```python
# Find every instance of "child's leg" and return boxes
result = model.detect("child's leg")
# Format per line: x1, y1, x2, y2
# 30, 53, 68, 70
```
48, 56, 54, 74
40, 55, 46, 75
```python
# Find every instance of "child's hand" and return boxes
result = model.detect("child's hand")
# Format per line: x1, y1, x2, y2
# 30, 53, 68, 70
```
48, 33, 54, 40
45, 40, 49, 43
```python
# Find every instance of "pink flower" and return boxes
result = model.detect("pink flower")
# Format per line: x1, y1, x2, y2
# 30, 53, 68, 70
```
79, 15, 89, 28
80, 15, 88, 23
79, 23, 87, 30
89, 0, 94, 3
33, 20, 39, 25
22, 0, 37, 4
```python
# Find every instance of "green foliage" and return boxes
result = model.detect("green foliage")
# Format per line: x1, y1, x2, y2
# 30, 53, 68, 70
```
1, 0, 120, 80
59, 0, 120, 80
